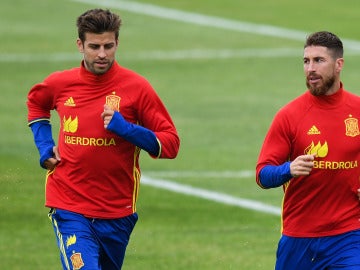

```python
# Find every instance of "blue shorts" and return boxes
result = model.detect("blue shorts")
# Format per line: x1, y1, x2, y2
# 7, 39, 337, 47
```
276, 230, 360, 270
48, 209, 138, 270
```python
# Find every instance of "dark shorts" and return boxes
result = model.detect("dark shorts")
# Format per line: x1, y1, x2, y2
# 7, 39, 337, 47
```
276, 230, 360, 270
48, 208, 138, 270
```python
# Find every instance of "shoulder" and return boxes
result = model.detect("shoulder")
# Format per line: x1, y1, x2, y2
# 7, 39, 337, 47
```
44, 67, 80, 84
277, 92, 311, 116
267, 92, 312, 131
115, 64, 154, 90
116, 64, 147, 80
343, 89, 360, 102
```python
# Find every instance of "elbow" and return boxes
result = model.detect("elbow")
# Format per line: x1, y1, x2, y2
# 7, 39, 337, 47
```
159, 136, 180, 159
166, 140, 180, 159
256, 175, 268, 189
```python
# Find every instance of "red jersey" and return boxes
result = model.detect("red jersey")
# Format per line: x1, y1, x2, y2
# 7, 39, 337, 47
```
27, 61, 180, 219
256, 86, 360, 237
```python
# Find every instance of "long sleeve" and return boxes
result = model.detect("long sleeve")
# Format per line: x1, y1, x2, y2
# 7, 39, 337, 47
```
258, 162, 292, 188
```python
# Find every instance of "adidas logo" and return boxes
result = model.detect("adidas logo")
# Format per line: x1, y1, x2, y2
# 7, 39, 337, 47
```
64, 97, 76, 107
307, 125, 321, 135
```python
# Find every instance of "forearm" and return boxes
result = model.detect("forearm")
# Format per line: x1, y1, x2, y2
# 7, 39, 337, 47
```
258, 162, 293, 188
107, 112, 160, 156
29, 120, 55, 168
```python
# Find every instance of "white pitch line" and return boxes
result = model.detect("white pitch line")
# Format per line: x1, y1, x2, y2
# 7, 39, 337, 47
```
0, 52, 81, 63
6, 0, 360, 63
4, 47, 360, 63
0, 48, 303, 63
71, 0, 360, 52
141, 175, 281, 216
129, 48, 304, 59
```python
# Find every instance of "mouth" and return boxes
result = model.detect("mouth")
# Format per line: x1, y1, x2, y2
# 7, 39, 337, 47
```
307, 75, 321, 85
94, 61, 109, 68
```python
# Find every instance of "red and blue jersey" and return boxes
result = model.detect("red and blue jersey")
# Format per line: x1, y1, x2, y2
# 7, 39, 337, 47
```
256, 86, 360, 237
27, 61, 179, 219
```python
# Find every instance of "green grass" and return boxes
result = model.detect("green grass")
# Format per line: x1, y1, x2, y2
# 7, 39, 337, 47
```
1, 0, 360, 269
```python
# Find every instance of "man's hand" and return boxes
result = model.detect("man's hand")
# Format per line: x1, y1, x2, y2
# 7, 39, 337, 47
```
290, 154, 315, 178
43, 146, 61, 171
101, 104, 115, 129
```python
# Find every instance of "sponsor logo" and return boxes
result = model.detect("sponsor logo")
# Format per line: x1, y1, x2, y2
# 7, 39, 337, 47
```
70, 252, 84, 270
344, 115, 360, 137
304, 141, 358, 170
307, 125, 321, 135
62, 114, 116, 147
106, 92, 121, 111
313, 160, 358, 170
66, 234, 76, 248
63, 116, 78, 133
64, 97, 76, 107
64, 135, 116, 146
304, 141, 328, 158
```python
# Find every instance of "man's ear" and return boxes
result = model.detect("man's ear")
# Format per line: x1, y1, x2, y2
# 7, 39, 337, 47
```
76, 38, 84, 53
335, 57, 344, 73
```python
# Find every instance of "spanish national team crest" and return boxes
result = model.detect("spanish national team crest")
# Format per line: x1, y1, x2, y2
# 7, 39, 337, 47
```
70, 252, 84, 270
106, 91, 121, 111
344, 115, 360, 137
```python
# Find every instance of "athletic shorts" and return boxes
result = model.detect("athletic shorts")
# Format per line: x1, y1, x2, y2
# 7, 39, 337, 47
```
48, 208, 138, 270
275, 230, 360, 270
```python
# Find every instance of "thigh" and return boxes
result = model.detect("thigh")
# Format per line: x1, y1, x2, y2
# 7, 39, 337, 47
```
275, 235, 314, 270
326, 230, 360, 269
93, 213, 138, 270
49, 208, 101, 270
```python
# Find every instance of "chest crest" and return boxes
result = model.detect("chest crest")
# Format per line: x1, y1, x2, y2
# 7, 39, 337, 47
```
344, 115, 360, 137
106, 91, 121, 112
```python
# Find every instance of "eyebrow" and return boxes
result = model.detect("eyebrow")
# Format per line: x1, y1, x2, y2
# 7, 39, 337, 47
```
87, 41, 115, 45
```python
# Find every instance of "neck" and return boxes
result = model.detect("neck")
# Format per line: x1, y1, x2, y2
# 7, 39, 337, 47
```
325, 80, 341, 96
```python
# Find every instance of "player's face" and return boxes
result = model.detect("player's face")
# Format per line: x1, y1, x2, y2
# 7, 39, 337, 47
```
77, 32, 118, 75
303, 46, 343, 96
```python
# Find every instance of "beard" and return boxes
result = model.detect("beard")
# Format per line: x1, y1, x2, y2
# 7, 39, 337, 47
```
84, 58, 114, 75
306, 74, 336, 96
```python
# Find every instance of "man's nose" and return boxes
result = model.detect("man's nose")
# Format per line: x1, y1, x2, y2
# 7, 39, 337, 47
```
98, 47, 106, 58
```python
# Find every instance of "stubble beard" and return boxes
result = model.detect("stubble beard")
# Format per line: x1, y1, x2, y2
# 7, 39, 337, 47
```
84, 59, 114, 75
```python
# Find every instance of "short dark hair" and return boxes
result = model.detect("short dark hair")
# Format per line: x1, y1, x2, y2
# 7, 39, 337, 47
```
76, 9, 122, 43
304, 31, 343, 59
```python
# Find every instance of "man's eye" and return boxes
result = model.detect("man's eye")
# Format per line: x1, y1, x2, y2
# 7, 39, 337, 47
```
105, 44, 114, 49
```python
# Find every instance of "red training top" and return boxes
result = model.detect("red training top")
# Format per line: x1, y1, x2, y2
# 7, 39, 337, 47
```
256, 85, 360, 237
27, 61, 180, 219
